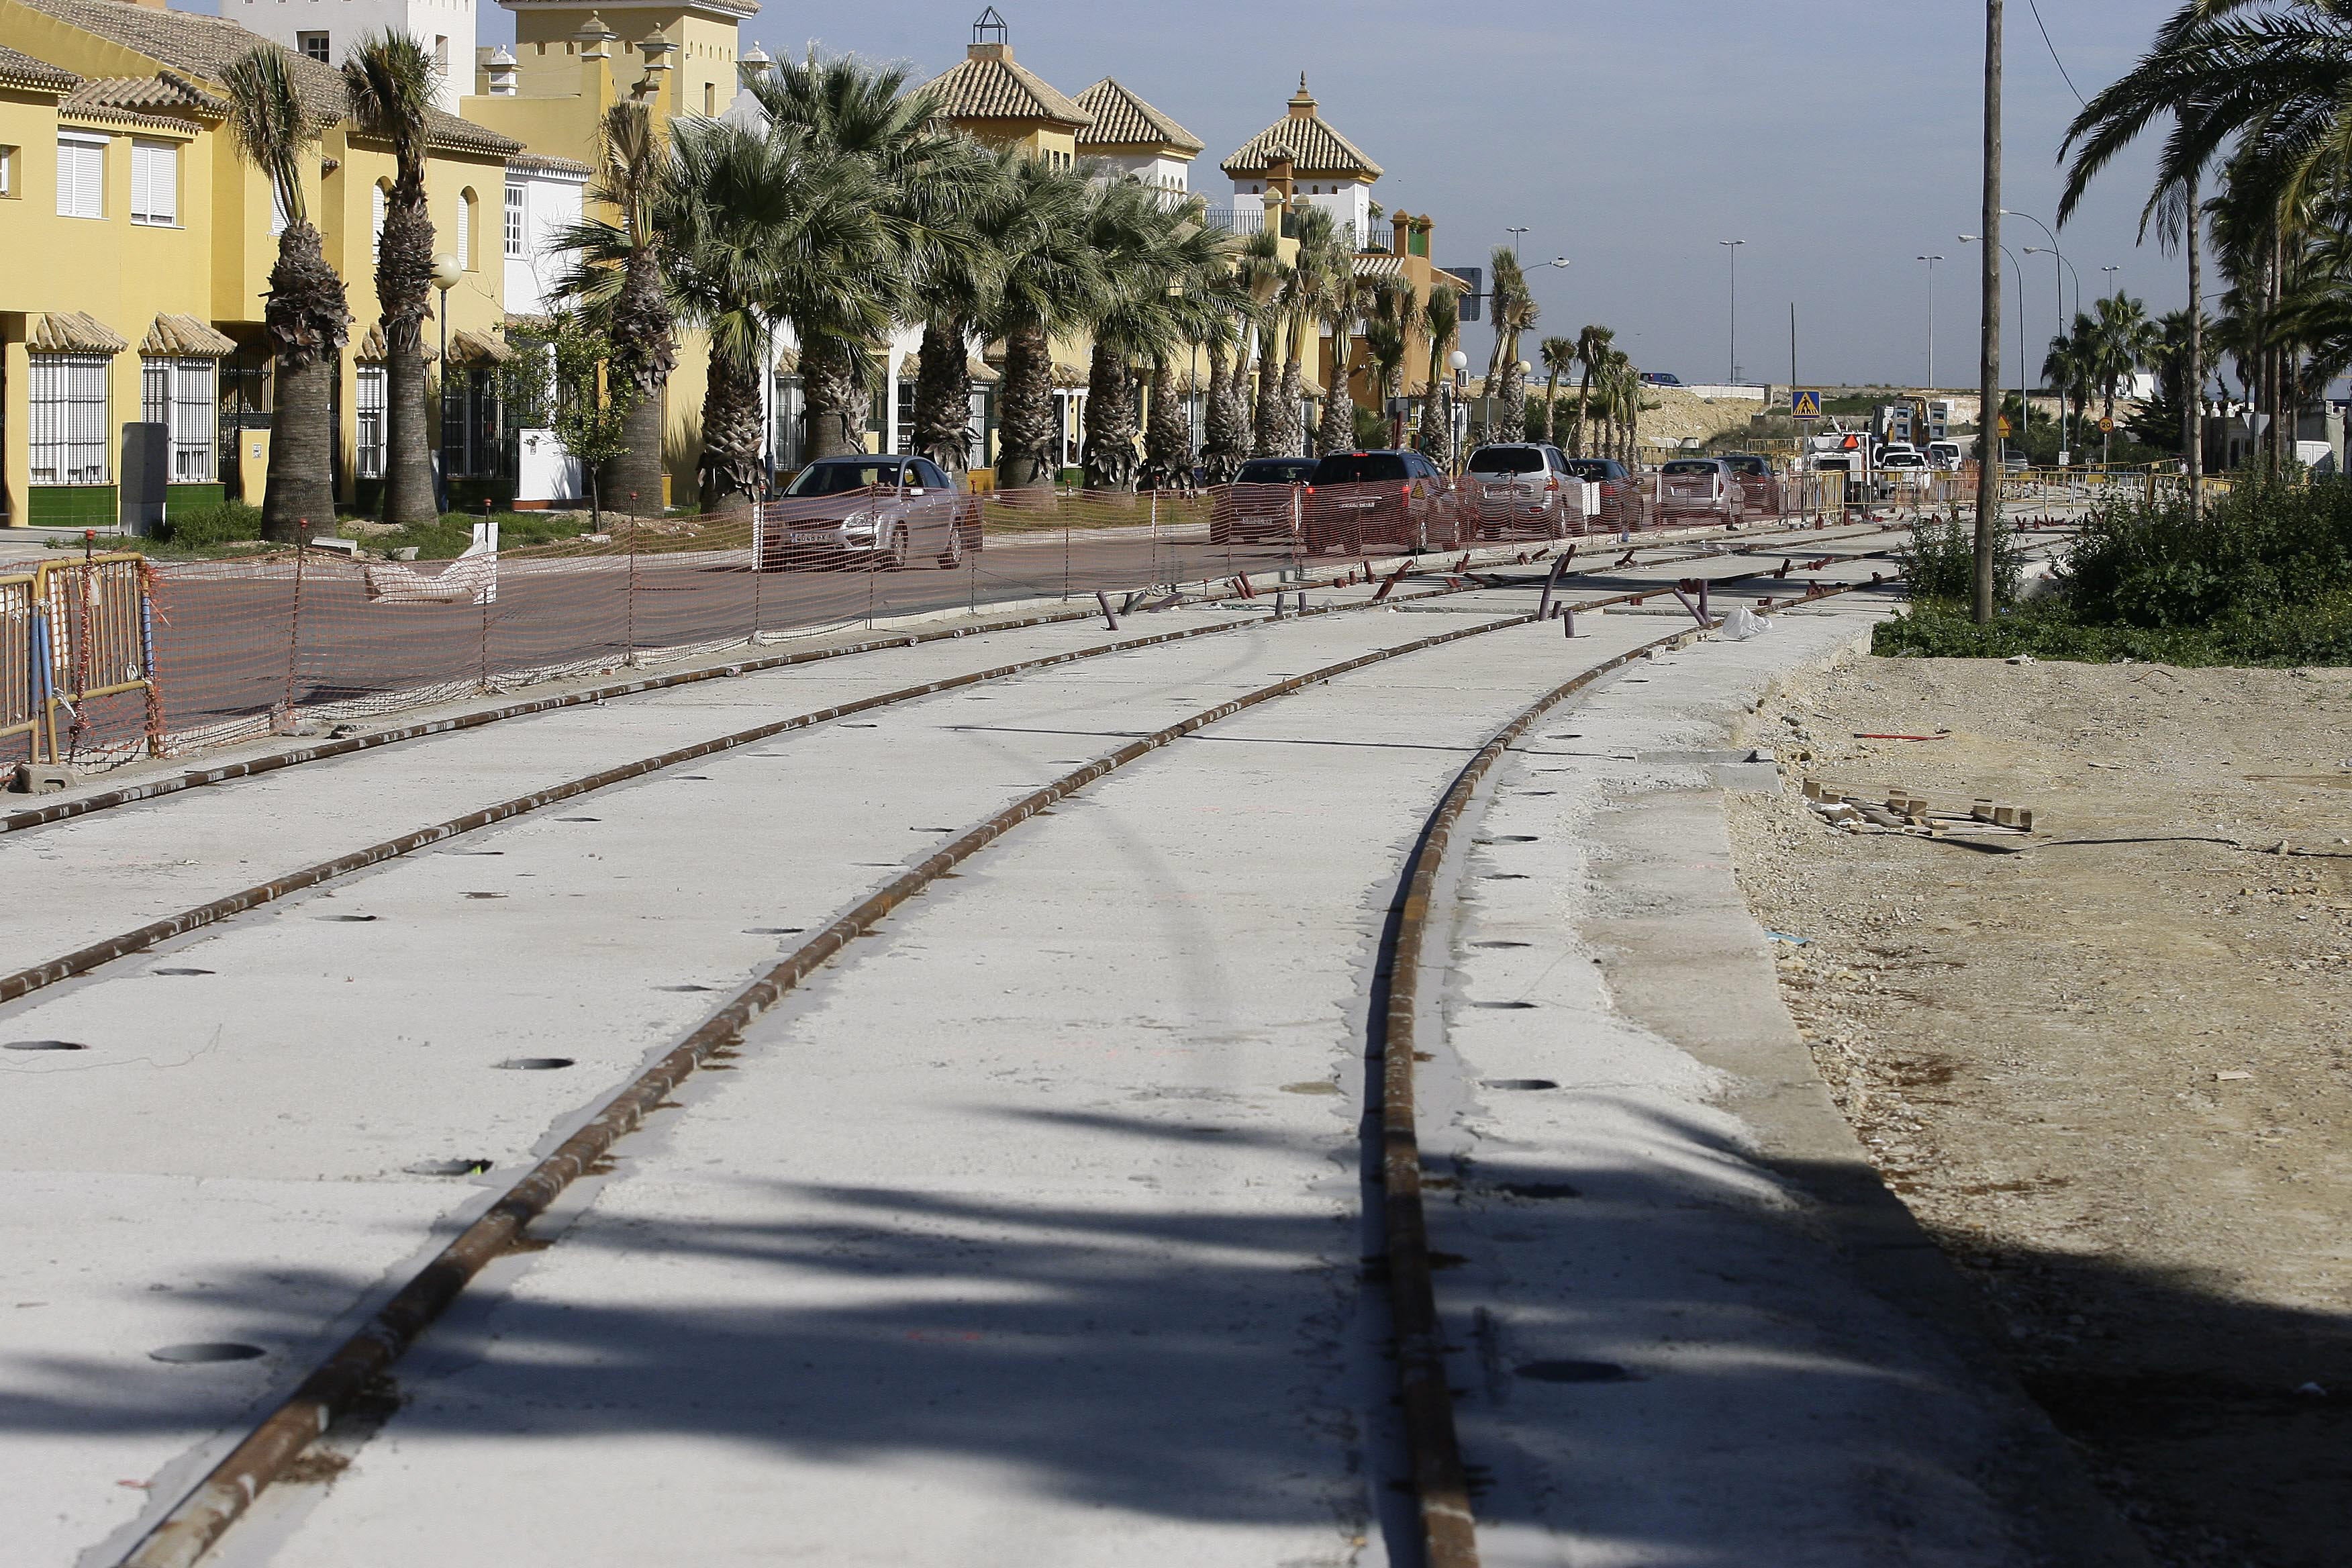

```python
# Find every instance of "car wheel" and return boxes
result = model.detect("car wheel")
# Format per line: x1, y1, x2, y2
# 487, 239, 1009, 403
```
879, 525, 908, 571
936, 520, 965, 569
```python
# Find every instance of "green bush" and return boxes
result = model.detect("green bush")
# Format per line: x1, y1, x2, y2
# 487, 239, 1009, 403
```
160, 500, 265, 548
1896, 511, 2026, 605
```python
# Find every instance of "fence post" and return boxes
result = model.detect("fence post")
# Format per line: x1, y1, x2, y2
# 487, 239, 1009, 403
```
281, 533, 307, 727
625, 496, 639, 667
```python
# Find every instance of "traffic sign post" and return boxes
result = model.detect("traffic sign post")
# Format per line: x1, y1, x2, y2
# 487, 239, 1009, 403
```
1790, 389, 1823, 419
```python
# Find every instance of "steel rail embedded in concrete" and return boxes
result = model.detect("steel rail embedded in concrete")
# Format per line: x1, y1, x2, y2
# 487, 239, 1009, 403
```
111, 595, 1587, 1568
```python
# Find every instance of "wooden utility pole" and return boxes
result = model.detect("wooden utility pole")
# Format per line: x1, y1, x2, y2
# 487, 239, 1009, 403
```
2185, 168, 2202, 514
1975, 0, 2002, 624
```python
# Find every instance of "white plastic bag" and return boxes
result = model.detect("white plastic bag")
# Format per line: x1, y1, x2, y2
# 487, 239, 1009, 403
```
1716, 606, 1771, 640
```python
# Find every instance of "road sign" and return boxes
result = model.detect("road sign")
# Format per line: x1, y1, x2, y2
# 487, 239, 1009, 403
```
1997, 415, 2012, 438
1790, 389, 1823, 419
2098, 415, 2115, 433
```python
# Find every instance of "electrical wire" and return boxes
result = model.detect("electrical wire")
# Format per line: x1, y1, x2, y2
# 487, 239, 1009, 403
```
2025, 0, 2088, 105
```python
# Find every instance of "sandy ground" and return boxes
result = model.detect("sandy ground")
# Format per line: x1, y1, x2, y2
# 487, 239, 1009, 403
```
1724, 652, 2352, 1568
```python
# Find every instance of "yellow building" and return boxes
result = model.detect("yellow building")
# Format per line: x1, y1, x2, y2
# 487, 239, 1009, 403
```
0, 0, 521, 529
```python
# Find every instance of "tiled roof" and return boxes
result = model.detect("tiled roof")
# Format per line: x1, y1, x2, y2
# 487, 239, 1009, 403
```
356, 324, 438, 363
925, 46, 1091, 130
30, 311, 131, 354
447, 328, 513, 366
1073, 78, 1201, 154
0, 44, 80, 92
507, 152, 593, 178
66, 71, 226, 115
17, 0, 522, 156
503, 0, 760, 17
141, 313, 238, 356
1219, 79, 1382, 179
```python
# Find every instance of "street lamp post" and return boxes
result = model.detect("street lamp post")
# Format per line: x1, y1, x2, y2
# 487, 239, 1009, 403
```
1959, 234, 2028, 465
1504, 226, 1527, 258
2101, 264, 2120, 299
2022, 245, 2081, 461
1447, 348, 1468, 473
432, 254, 462, 512
1916, 254, 1943, 388
2003, 209, 2069, 458
1719, 239, 1746, 383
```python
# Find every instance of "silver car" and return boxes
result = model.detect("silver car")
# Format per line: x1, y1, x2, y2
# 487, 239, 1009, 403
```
758, 455, 977, 571
1657, 457, 1748, 524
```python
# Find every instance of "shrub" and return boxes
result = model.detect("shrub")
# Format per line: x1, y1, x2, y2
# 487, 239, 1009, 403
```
160, 500, 265, 548
1896, 511, 2025, 606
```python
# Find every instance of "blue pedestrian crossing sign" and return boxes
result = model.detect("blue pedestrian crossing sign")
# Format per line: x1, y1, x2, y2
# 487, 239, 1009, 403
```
1790, 389, 1824, 419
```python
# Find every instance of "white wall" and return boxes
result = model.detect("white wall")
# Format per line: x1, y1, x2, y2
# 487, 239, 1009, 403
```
225, 0, 477, 114
1099, 151, 1191, 198
502, 168, 585, 319
1225, 176, 1371, 246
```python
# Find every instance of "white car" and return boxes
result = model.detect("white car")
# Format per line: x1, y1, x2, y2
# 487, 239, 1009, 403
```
1925, 441, 1964, 471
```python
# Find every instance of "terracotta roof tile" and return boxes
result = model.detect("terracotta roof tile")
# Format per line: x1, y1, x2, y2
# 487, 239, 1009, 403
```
925, 47, 1091, 130
141, 313, 238, 356
1219, 81, 1382, 179
0, 43, 80, 91
17, 0, 522, 156
30, 311, 131, 354
1073, 77, 1201, 154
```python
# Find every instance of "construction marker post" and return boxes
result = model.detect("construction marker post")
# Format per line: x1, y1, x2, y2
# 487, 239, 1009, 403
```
1093, 590, 1119, 631
1535, 548, 1574, 624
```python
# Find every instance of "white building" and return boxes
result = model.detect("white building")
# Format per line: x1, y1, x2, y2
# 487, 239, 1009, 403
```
1220, 76, 1382, 247
1073, 77, 1202, 203
498, 148, 587, 318
224, 0, 479, 114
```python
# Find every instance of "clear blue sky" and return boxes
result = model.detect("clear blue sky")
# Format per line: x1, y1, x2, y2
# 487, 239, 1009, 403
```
187, 0, 2193, 388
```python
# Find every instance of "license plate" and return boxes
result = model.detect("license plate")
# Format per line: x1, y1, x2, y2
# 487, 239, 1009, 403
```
1342, 500, 1375, 509
788, 531, 836, 544
1482, 485, 1510, 497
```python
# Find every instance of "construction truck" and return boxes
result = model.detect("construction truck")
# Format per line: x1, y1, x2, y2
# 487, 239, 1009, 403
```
1874, 397, 1932, 452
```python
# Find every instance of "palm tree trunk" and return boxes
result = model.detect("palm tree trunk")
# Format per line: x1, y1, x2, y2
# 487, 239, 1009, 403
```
378, 187, 438, 525
696, 341, 763, 509
1314, 341, 1353, 457
1081, 342, 1137, 491
2185, 170, 2202, 507
1571, 366, 1594, 457
1142, 355, 1189, 490
610, 391, 666, 517
1278, 332, 1306, 456
1250, 323, 1281, 457
1540, 372, 1560, 444
607, 239, 674, 514
801, 334, 869, 462
912, 319, 975, 472
995, 317, 1057, 491
258, 218, 348, 543
1203, 335, 1245, 484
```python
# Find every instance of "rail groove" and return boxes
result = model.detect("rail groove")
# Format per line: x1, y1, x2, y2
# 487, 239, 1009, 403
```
108, 594, 1687, 1568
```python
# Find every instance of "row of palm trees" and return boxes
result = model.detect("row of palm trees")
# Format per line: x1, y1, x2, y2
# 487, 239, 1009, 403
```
2059, 0, 2352, 479
2039, 294, 2163, 448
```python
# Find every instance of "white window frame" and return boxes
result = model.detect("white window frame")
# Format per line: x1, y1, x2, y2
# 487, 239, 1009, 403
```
130, 138, 177, 227
356, 364, 387, 479
56, 133, 105, 220
456, 188, 473, 270
0, 144, 17, 198
503, 182, 526, 258
371, 181, 387, 258
297, 31, 330, 62
29, 353, 113, 486
138, 356, 217, 482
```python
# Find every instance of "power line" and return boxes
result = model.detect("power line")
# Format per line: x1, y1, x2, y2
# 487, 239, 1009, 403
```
2024, 0, 2086, 105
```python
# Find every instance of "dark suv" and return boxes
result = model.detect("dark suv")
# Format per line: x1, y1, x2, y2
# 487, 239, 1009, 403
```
1301, 450, 1460, 554
1209, 455, 1318, 546
1561, 457, 1651, 535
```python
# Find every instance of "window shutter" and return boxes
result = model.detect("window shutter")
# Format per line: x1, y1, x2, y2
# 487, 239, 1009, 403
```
505, 184, 524, 258
456, 194, 471, 268
132, 140, 175, 224
57, 137, 103, 219
372, 183, 386, 253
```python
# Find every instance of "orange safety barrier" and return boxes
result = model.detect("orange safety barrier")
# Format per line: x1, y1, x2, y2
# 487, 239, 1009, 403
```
3, 552, 163, 768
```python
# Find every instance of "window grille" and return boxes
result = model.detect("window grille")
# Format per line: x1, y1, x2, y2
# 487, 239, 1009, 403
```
356, 364, 387, 479
456, 189, 473, 268
173, 359, 214, 481
30, 354, 111, 485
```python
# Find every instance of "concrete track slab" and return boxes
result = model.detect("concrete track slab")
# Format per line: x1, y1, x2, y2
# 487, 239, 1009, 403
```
217, 616, 1676, 1568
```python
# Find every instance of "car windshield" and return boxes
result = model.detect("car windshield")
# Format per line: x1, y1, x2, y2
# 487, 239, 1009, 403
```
787, 462, 903, 497
1661, 460, 1718, 476
1310, 453, 1409, 484
1561, 460, 1614, 481
1467, 448, 1545, 475
1724, 456, 1769, 475
1236, 459, 1314, 484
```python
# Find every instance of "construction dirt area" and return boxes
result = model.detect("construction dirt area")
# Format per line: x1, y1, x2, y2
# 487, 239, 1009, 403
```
1726, 650, 2352, 1568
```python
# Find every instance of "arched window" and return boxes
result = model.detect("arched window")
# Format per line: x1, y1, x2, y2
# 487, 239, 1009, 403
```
458, 187, 476, 269
372, 179, 388, 259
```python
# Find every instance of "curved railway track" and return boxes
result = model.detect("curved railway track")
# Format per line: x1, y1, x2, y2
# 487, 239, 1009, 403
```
0, 528, 1959, 1568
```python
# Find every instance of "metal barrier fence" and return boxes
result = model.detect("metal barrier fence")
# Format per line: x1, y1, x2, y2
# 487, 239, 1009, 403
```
2, 478, 1851, 773
1, 553, 162, 768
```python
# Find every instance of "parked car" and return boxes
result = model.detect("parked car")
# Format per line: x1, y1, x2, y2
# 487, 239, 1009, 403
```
1208, 455, 1318, 546
1464, 443, 1587, 539
1301, 450, 1461, 554
1877, 446, 1932, 494
1719, 452, 1783, 516
1640, 371, 1685, 387
758, 455, 977, 571
1561, 456, 1652, 534
1657, 456, 1749, 525
1925, 440, 1964, 471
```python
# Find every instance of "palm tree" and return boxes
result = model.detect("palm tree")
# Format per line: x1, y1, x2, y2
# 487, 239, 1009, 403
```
1314, 224, 1371, 456
1198, 268, 1255, 484
1415, 283, 1460, 467
908, 143, 1011, 474
1536, 334, 1576, 445
343, 32, 438, 525
1277, 205, 1338, 456
1080, 179, 1171, 491
2091, 293, 2163, 433
2042, 314, 2097, 448
1482, 248, 1537, 442
660, 119, 882, 507
748, 51, 987, 462
1236, 230, 1291, 457
221, 45, 350, 542
551, 103, 677, 516
981, 156, 1106, 490
1569, 324, 1613, 458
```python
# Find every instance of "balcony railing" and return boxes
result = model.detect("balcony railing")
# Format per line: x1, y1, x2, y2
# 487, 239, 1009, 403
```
1200, 205, 1265, 236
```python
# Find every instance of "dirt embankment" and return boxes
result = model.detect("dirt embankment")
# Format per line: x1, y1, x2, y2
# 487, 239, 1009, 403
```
1727, 654, 2352, 1568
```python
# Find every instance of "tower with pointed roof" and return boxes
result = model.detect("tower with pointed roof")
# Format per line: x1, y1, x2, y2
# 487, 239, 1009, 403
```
1221, 75, 1383, 246
924, 9, 1091, 165
1073, 78, 1201, 201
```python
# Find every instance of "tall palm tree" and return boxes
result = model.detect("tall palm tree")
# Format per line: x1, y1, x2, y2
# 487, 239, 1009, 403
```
1277, 205, 1339, 456
1412, 284, 1461, 466
1536, 334, 1576, 445
1314, 224, 1370, 456
908, 143, 1011, 474
343, 32, 438, 524
982, 156, 1107, 490
221, 45, 350, 542
1482, 248, 1537, 443
660, 119, 881, 507
2092, 293, 2163, 430
748, 51, 987, 462
1198, 271, 1254, 484
2042, 314, 2098, 446
1236, 229, 1292, 457
551, 102, 677, 516
1079, 183, 1226, 491
1569, 323, 1613, 457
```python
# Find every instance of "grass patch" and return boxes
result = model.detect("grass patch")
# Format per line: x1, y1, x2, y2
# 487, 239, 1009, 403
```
1875, 478, 2352, 667
159, 501, 266, 549
354, 511, 595, 559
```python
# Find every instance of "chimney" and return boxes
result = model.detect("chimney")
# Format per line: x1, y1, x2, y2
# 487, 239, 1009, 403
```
485, 45, 518, 97
738, 40, 773, 87
970, 6, 1011, 61
1391, 211, 1410, 256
